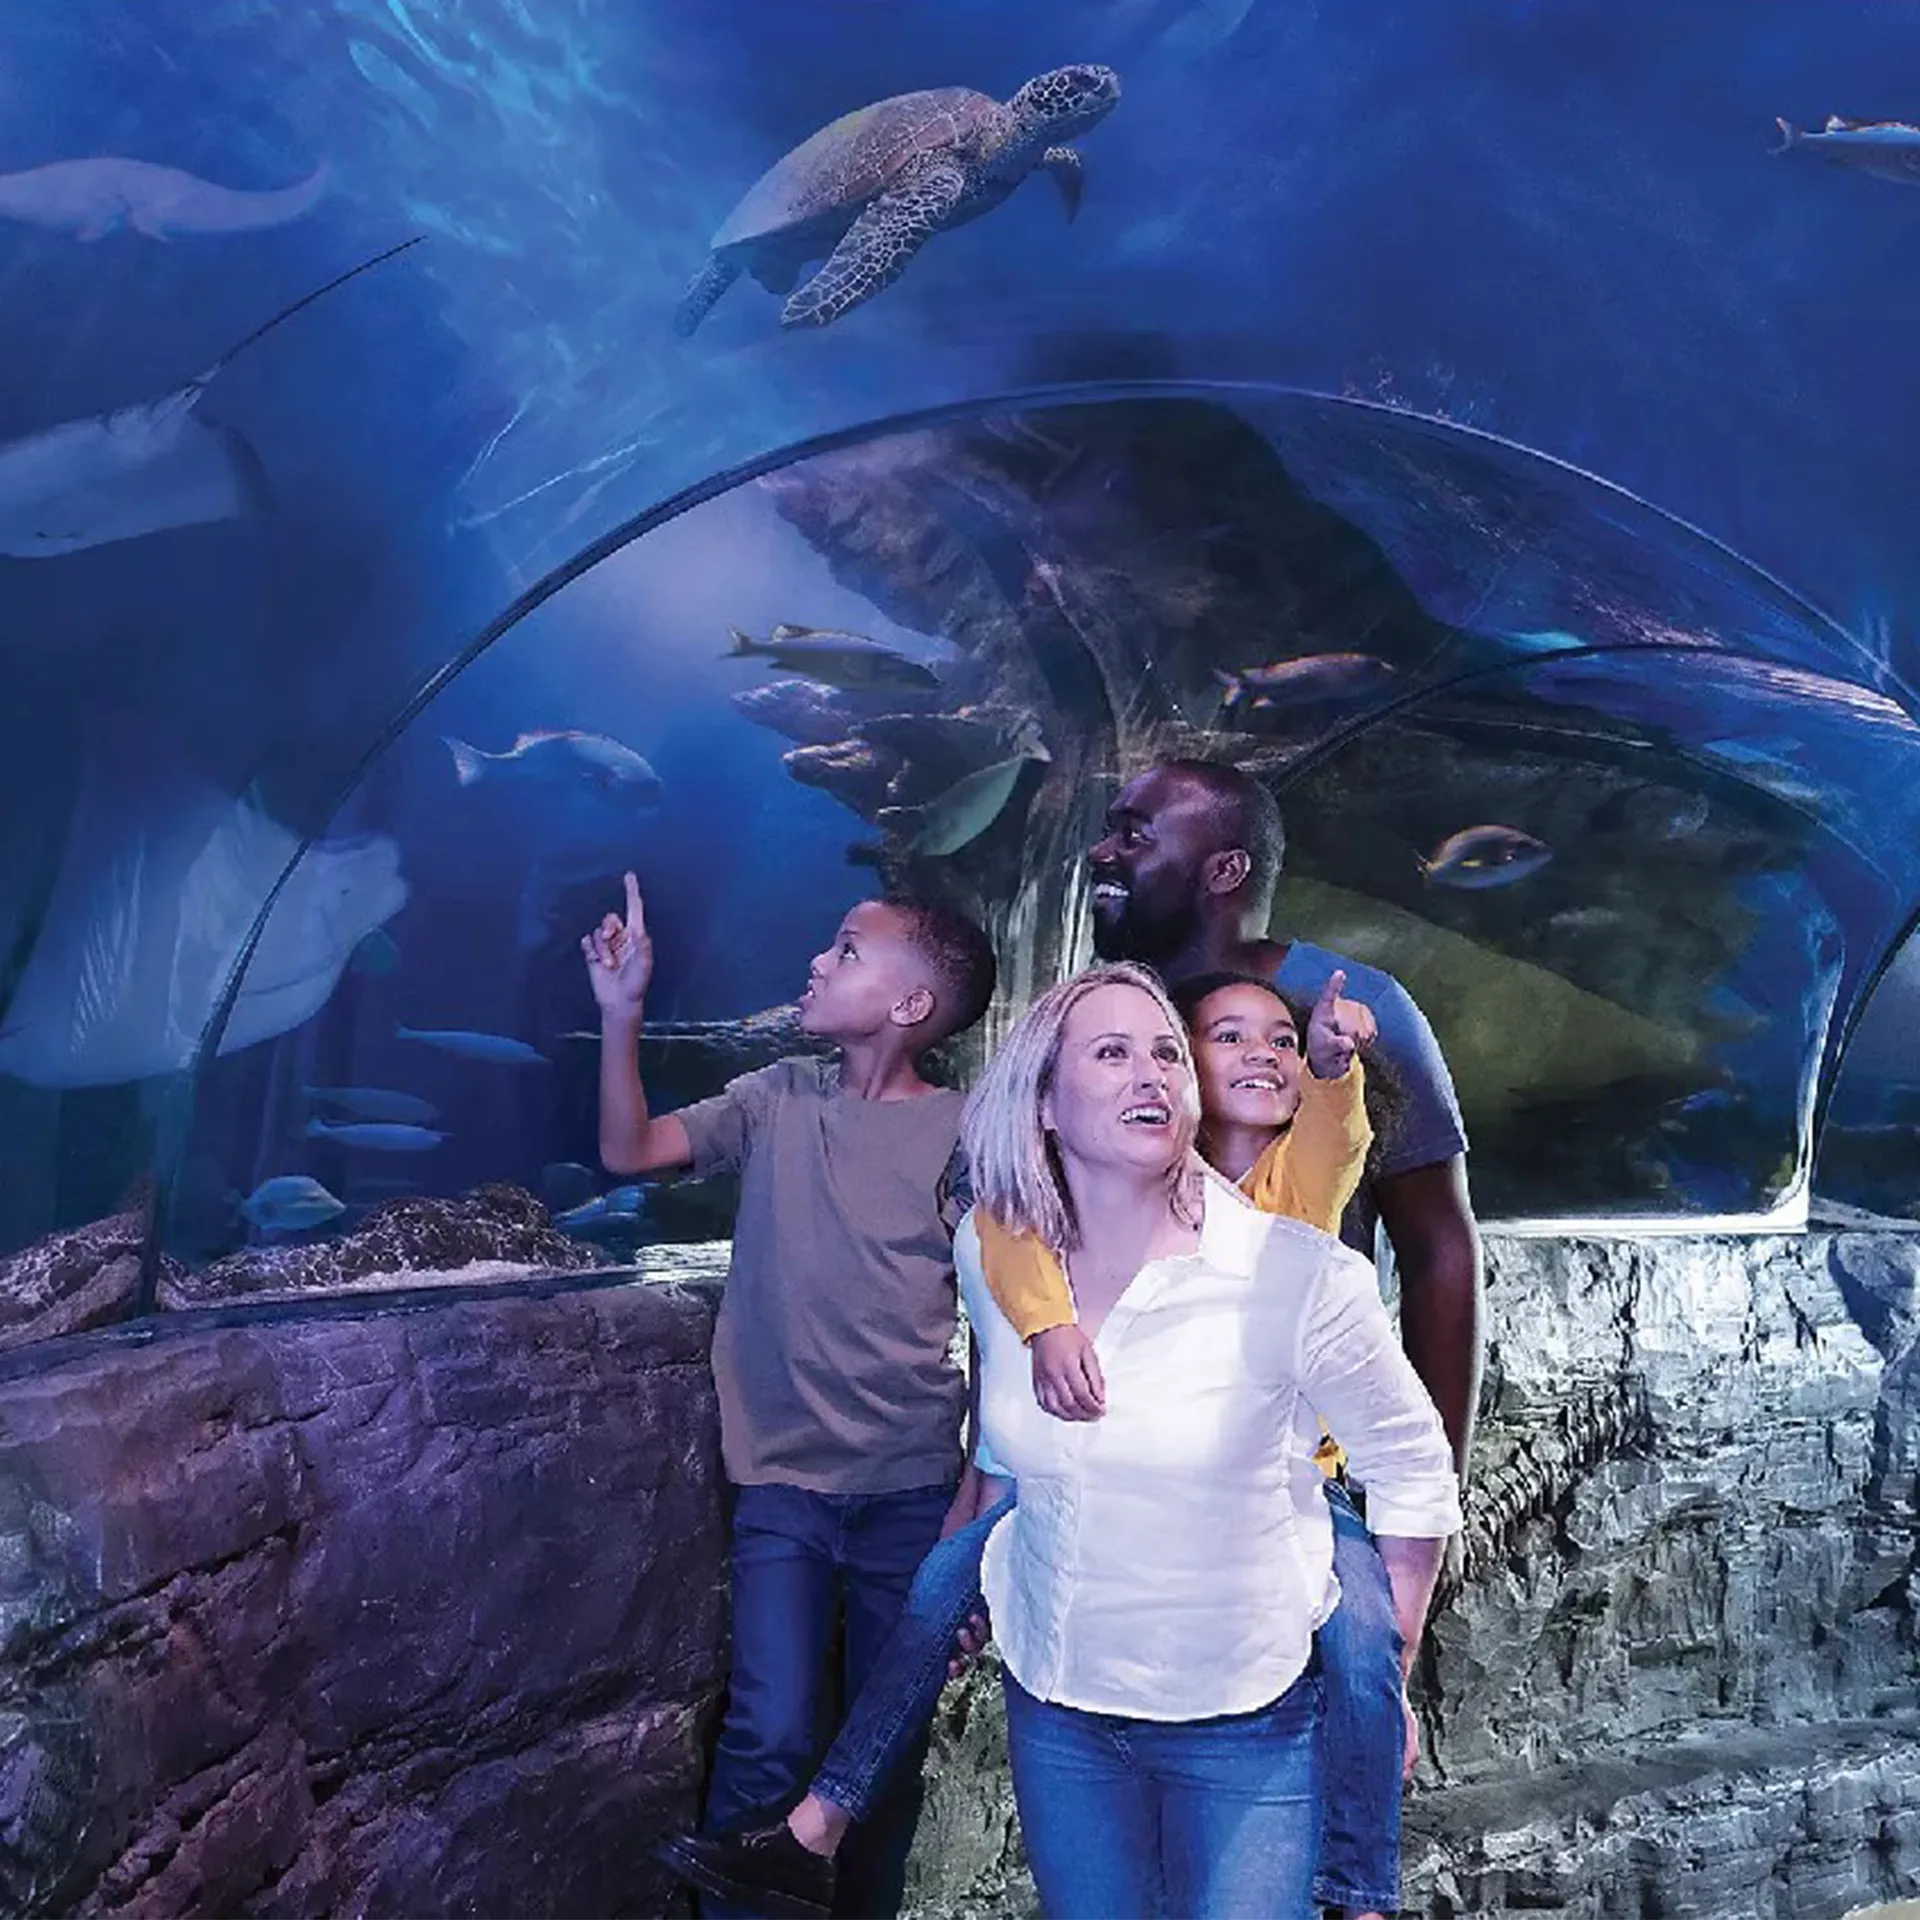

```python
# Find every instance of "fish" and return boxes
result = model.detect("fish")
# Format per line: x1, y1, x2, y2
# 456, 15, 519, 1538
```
0, 157, 329, 240
443, 729, 664, 801
0, 747, 407, 1088
1211, 653, 1398, 714
1588, 786, 1711, 841
236, 1174, 345, 1233
350, 927, 401, 975
396, 1025, 551, 1067
442, 729, 664, 950
542, 1161, 600, 1212
726, 624, 942, 692
303, 1085, 440, 1126
305, 1117, 446, 1152
0, 235, 420, 559
1419, 825, 1554, 890
846, 841, 887, 869
910, 751, 1049, 857
555, 1186, 649, 1234
1773, 115, 1920, 186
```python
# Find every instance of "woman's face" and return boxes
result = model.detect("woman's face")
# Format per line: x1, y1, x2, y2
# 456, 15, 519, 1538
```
1188, 983, 1301, 1134
1042, 982, 1197, 1176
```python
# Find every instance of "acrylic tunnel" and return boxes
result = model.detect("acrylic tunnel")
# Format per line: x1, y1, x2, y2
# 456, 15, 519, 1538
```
0, 5, 1916, 1918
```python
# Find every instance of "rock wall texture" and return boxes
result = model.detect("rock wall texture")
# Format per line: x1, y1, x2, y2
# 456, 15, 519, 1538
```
0, 1278, 727, 1919
2, 1227, 1914, 1918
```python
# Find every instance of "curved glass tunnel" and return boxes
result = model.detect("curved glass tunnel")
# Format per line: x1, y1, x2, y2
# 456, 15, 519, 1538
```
5, 385, 1918, 1305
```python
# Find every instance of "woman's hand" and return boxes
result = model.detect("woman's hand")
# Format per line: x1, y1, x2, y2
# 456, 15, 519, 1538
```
582, 870, 654, 1018
1031, 1323, 1105, 1420
1305, 968, 1376, 1079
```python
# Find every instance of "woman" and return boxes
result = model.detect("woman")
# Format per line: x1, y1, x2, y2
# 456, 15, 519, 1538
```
959, 962, 1459, 1917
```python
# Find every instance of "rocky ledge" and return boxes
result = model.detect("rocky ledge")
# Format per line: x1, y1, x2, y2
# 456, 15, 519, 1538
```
0, 1277, 726, 1918
158, 1184, 604, 1309
0, 1189, 181, 1354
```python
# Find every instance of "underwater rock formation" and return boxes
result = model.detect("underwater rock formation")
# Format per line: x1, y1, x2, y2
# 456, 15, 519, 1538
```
160, 1183, 602, 1308
741, 399, 1822, 1211
0, 1273, 727, 1918
0, 1190, 178, 1353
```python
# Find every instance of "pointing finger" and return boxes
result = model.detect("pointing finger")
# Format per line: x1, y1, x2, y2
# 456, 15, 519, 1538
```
623, 870, 645, 936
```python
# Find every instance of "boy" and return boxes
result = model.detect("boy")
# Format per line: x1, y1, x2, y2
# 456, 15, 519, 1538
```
583, 873, 996, 1920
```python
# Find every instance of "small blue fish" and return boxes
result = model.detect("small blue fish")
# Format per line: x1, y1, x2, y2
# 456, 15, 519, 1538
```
304, 1085, 440, 1126
237, 1174, 345, 1232
396, 1025, 551, 1067
556, 1186, 649, 1233
305, 1117, 447, 1152
1420, 825, 1554, 890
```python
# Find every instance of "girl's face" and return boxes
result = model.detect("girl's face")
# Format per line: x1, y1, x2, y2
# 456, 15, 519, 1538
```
1188, 983, 1302, 1134
1042, 982, 1198, 1176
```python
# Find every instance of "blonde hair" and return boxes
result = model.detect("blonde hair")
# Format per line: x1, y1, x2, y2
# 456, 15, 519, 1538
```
961, 962, 1202, 1252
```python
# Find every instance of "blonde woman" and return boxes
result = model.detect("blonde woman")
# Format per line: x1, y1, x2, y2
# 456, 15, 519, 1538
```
957, 962, 1458, 1917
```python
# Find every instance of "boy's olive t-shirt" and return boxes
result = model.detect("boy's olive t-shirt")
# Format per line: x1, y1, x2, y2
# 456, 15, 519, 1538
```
676, 1055, 968, 1495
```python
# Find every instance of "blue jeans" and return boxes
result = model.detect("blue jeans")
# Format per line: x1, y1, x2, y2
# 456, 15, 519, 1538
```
813, 1491, 1017, 1818
1004, 1666, 1324, 1919
1317, 1480, 1407, 1914
704, 1481, 955, 1920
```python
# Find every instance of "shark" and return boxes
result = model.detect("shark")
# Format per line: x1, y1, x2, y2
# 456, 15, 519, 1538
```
0, 233, 421, 559
1773, 115, 1920, 186
0, 158, 330, 241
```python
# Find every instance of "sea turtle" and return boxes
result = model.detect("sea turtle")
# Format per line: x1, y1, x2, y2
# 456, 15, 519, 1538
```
674, 64, 1121, 335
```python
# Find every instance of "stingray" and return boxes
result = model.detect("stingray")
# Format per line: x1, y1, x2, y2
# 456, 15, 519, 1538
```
0, 234, 421, 559
0, 739, 408, 1088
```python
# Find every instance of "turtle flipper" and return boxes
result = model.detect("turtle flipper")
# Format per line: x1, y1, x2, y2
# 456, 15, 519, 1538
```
782, 162, 967, 329
1043, 146, 1084, 221
673, 256, 741, 336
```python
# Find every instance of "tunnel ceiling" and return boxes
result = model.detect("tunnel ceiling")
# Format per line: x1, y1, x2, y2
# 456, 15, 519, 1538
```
2, 0, 1919, 1269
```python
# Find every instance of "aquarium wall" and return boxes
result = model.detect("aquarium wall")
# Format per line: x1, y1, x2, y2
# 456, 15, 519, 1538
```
3, 0, 1920, 1338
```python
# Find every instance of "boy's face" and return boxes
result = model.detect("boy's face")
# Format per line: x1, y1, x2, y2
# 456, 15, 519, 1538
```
798, 901, 935, 1041
1188, 982, 1302, 1134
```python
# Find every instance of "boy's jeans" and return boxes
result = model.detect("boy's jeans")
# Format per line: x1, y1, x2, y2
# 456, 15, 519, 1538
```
703, 1480, 955, 1920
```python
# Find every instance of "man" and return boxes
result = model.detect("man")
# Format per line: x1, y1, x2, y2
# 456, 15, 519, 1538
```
1086, 756, 1482, 1479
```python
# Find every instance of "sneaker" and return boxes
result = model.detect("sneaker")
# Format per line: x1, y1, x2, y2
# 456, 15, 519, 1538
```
654, 1821, 835, 1918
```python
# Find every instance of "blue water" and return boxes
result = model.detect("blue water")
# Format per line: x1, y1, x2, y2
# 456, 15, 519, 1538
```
2, 0, 1919, 1279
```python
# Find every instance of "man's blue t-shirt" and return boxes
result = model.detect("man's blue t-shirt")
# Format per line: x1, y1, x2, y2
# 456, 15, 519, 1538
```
1273, 939, 1468, 1249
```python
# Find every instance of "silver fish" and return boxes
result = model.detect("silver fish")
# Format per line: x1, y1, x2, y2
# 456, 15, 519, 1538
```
303, 1085, 440, 1126
1420, 825, 1554, 890
0, 157, 328, 240
911, 751, 1048, 857
0, 236, 419, 558
727, 624, 941, 692
443, 729, 663, 801
305, 1117, 446, 1152
396, 1024, 551, 1067
1212, 654, 1398, 713
237, 1174, 345, 1232
1774, 115, 1920, 186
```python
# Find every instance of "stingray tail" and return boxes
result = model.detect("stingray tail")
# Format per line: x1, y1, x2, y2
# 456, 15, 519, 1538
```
442, 736, 489, 785
207, 234, 425, 378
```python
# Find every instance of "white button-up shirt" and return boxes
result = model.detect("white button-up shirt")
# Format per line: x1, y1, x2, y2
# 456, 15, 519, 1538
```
960, 1169, 1462, 1722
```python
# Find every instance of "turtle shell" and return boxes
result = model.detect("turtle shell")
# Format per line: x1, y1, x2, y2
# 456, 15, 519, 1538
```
711, 87, 1001, 253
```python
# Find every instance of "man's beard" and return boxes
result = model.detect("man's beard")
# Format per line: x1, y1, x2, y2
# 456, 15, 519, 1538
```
1089, 884, 1196, 967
